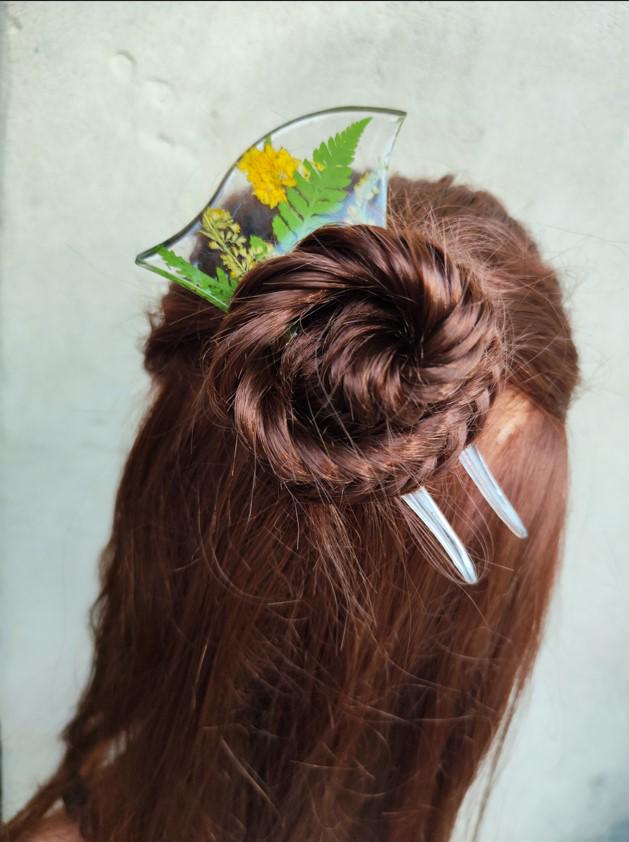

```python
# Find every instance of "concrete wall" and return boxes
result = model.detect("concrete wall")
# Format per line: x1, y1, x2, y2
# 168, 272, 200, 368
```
2, 2, 628, 839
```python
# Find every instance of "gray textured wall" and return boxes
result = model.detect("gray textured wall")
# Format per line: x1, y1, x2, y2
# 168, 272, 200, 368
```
2, 2, 628, 840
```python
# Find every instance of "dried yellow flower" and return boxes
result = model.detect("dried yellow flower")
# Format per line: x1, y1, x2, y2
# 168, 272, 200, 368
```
237, 142, 300, 208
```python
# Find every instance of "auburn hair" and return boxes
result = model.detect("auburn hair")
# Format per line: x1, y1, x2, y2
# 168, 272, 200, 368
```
4, 174, 579, 842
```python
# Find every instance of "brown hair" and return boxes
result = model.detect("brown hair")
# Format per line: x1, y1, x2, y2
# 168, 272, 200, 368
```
4, 175, 579, 842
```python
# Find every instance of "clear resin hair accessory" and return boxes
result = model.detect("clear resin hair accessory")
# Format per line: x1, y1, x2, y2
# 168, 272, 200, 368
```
459, 445, 528, 540
402, 486, 479, 585
136, 106, 406, 311
136, 106, 528, 585
402, 445, 528, 585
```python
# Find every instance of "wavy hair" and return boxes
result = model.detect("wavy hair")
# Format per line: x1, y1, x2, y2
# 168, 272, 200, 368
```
4, 175, 579, 842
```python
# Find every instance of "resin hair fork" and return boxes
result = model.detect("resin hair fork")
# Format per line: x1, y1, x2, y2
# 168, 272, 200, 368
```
135, 106, 528, 585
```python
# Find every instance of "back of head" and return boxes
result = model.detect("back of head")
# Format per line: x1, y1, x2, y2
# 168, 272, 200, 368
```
6, 176, 579, 842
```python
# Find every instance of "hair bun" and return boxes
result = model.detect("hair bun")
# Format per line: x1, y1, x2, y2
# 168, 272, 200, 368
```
207, 224, 505, 503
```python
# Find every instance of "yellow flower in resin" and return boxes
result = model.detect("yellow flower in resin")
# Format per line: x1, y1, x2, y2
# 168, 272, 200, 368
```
237, 142, 300, 208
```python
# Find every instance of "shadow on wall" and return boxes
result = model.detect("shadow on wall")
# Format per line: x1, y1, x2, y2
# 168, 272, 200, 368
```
606, 816, 629, 842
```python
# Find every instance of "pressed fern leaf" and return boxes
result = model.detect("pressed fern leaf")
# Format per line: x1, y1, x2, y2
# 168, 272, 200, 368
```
271, 117, 371, 244
156, 246, 234, 311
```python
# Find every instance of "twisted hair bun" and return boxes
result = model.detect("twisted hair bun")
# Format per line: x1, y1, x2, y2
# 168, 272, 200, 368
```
207, 224, 505, 504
